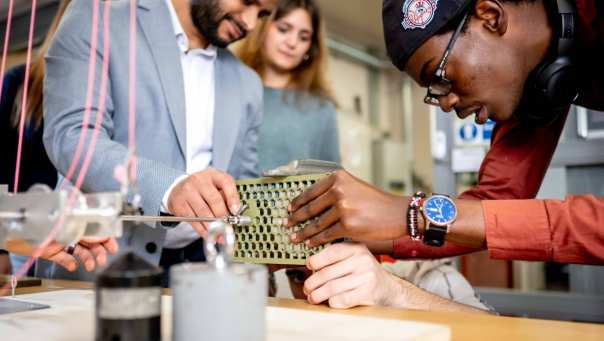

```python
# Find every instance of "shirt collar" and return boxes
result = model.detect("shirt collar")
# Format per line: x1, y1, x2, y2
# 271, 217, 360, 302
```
164, 0, 217, 58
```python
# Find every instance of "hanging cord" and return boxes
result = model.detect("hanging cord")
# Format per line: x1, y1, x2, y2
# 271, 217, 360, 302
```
127, 0, 138, 184
61, 0, 102, 187
0, 0, 15, 105
12, 0, 37, 193
73, 1, 112, 191
1, 0, 113, 295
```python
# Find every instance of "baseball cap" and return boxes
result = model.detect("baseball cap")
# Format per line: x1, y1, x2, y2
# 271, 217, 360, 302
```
382, 0, 473, 71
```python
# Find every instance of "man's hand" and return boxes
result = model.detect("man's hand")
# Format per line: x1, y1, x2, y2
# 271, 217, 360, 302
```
287, 170, 407, 247
303, 243, 403, 309
303, 243, 490, 314
167, 168, 240, 238
5, 237, 119, 272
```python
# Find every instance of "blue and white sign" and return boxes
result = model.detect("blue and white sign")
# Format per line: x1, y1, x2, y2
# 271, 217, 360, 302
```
451, 118, 495, 173
454, 118, 495, 147
459, 123, 478, 142
482, 119, 495, 141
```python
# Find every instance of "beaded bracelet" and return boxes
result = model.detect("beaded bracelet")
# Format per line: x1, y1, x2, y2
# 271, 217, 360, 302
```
407, 191, 426, 241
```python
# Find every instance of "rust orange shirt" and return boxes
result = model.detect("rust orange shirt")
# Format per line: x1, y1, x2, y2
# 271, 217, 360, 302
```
484, 195, 604, 264
481, 0, 604, 265
393, 0, 604, 264
394, 109, 604, 265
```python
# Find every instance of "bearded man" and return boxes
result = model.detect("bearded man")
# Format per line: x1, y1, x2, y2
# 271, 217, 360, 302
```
43, 0, 277, 284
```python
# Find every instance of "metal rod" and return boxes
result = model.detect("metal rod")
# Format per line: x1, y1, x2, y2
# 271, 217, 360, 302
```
119, 215, 221, 223
1, 211, 225, 224
0, 202, 252, 226
0, 211, 25, 220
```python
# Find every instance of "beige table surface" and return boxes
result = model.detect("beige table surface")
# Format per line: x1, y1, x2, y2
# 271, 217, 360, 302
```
4, 279, 604, 340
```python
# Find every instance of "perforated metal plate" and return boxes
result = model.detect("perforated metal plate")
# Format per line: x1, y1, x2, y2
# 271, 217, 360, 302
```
234, 174, 328, 265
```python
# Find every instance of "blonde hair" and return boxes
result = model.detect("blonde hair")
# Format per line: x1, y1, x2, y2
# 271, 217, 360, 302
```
236, 0, 336, 105
12, 0, 71, 129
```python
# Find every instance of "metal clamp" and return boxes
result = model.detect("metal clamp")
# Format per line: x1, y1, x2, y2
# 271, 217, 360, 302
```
204, 221, 235, 270
225, 203, 251, 226
0, 187, 123, 246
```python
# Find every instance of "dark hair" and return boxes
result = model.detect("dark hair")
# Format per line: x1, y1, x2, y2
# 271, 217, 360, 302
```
236, 0, 336, 105
12, 0, 71, 129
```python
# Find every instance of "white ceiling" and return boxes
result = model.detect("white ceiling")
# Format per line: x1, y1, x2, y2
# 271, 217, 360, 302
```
316, 0, 386, 54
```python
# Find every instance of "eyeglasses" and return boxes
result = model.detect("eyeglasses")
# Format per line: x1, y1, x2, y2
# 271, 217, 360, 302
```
424, 12, 470, 106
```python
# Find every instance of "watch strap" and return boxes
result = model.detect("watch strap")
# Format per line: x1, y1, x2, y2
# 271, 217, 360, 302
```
423, 224, 448, 247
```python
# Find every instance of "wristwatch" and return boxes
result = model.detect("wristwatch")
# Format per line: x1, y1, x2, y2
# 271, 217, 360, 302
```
420, 194, 457, 247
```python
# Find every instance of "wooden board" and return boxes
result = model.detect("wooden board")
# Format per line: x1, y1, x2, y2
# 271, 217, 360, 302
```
1, 290, 450, 341
0, 275, 42, 288
265, 306, 450, 341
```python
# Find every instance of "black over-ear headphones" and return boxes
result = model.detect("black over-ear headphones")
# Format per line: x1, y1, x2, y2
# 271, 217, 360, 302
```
515, 0, 578, 126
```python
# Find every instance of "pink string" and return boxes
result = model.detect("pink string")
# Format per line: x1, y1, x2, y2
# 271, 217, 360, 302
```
0, 0, 15, 106
1, 0, 112, 295
74, 0, 111, 190
2, 0, 39, 292
12, 0, 37, 193
127, 0, 138, 181
61, 0, 101, 187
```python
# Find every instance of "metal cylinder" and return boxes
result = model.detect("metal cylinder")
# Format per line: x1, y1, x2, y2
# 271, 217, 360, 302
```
171, 221, 267, 341
95, 251, 163, 341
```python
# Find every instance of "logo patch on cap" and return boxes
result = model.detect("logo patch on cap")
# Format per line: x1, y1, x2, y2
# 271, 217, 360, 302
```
401, 0, 438, 30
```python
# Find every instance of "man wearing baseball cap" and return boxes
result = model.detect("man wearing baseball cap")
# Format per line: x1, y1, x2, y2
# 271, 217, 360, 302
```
285, 0, 604, 309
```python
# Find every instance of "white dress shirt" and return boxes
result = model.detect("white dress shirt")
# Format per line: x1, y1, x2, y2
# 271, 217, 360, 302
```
162, 0, 217, 248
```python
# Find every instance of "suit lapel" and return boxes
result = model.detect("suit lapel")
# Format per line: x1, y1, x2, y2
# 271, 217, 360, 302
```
137, 0, 187, 157
212, 50, 242, 171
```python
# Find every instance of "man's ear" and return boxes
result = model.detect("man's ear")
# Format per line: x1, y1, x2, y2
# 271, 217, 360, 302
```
474, 0, 508, 35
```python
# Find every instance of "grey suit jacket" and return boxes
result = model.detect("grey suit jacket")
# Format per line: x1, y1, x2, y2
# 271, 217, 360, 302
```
42, 0, 262, 274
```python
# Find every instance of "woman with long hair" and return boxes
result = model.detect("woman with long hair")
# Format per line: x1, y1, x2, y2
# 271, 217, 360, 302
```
236, 0, 340, 172
236, 0, 339, 298
0, 0, 72, 193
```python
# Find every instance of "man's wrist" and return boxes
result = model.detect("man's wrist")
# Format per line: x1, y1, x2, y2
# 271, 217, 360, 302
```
392, 195, 410, 239
417, 212, 426, 235
365, 240, 394, 255
387, 274, 436, 311
381, 272, 413, 309
446, 199, 487, 248
161, 174, 188, 213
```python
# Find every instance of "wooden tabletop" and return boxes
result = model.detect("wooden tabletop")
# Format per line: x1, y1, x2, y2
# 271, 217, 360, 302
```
5, 279, 604, 340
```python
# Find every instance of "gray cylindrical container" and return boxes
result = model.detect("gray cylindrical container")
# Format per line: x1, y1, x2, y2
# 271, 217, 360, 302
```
171, 221, 267, 341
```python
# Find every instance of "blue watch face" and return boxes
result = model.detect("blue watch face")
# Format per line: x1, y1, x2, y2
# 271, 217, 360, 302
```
423, 196, 457, 225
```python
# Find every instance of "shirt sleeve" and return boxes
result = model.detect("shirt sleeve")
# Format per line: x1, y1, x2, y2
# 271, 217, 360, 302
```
483, 195, 604, 264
